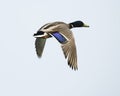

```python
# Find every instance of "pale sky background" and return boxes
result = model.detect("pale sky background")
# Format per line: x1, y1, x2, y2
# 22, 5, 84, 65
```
0, 0, 120, 96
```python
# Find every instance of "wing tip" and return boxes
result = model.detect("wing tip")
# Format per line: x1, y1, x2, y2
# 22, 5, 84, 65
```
68, 61, 78, 71
36, 54, 42, 58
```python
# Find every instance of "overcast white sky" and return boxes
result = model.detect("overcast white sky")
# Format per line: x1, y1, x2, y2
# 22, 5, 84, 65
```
0, 0, 120, 96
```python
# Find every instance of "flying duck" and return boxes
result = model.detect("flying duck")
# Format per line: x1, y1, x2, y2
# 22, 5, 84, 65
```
33, 21, 89, 70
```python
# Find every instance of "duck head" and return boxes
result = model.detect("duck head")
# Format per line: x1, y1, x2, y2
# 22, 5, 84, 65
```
69, 21, 89, 28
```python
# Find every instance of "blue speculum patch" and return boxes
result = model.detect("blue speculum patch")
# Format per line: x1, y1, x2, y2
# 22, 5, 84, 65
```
51, 32, 67, 44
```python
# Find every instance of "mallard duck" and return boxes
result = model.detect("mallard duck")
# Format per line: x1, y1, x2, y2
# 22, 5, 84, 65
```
33, 21, 89, 70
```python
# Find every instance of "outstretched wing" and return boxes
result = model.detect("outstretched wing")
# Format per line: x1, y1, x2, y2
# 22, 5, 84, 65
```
51, 31, 78, 70
35, 38, 46, 58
